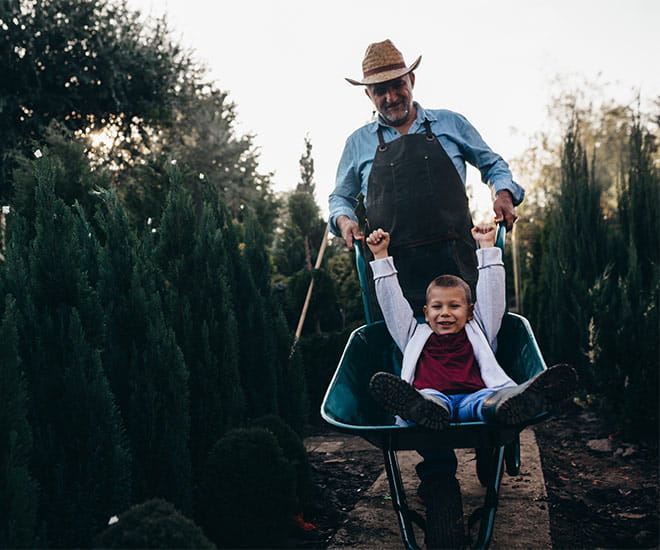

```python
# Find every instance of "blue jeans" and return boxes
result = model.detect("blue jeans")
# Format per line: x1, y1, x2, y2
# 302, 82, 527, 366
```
413, 388, 498, 481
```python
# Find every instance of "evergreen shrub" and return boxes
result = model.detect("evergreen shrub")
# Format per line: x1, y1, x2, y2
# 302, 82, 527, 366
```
250, 414, 313, 511
95, 498, 214, 549
198, 427, 297, 548
4, 175, 132, 547
0, 297, 38, 548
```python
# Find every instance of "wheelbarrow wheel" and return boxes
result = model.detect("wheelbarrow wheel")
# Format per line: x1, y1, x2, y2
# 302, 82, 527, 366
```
420, 474, 465, 549
504, 438, 521, 476
476, 447, 499, 487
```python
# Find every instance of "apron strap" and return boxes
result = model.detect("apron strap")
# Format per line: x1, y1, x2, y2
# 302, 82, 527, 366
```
376, 126, 388, 151
377, 121, 435, 148
423, 119, 435, 142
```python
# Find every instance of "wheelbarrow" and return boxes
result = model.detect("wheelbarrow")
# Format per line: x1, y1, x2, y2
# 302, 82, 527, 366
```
321, 226, 549, 549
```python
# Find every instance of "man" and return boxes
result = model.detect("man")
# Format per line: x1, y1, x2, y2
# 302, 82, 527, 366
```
328, 39, 524, 313
328, 39, 525, 548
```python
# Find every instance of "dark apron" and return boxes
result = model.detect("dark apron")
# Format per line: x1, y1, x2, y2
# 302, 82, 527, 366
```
365, 120, 477, 315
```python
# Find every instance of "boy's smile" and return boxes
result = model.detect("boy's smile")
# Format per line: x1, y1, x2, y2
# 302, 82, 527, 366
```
423, 286, 474, 335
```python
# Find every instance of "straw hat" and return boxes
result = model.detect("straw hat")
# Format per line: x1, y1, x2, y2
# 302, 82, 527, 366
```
346, 39, 421, 86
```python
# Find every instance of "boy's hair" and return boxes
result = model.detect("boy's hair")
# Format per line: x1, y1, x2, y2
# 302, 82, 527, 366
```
425, 275, 473, 304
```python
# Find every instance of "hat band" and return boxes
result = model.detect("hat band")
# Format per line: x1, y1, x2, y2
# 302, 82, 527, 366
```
363, 62, 407, 77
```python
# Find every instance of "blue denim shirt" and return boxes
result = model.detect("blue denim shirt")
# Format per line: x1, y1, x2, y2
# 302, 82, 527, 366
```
328, 103, 524, 236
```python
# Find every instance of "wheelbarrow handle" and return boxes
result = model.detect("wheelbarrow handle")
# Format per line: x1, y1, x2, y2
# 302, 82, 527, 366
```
354, 238, 375, 324
495, 221, 507, 253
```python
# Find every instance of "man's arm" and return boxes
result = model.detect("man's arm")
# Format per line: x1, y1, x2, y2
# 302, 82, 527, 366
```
328, 136, 364, 248
453, 113, 524, 230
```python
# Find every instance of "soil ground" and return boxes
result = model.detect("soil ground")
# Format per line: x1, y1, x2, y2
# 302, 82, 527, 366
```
297, 402, 658, 549
534, 402, 658, 549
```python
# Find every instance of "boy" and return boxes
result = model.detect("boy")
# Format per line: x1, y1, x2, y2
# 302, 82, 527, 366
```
365, 224, 576, 548
366, 224, 575, 429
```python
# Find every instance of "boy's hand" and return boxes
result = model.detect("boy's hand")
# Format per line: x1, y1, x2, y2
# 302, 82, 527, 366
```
366, 228, 391, 260
471, 223, 497, 248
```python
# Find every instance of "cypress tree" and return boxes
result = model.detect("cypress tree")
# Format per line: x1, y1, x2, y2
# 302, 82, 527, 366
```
152, 183, 244, 493
95, 191, 193, 513
273, 136, 326, 278
243, 213, 309, 431
3, 165, 131, 547
589, 116, 659, 436
618, 114, 659, 288
273, 312, 309, 435
231, 214, 279, 420
0, 296, 38, 548
535, 120, 608, 370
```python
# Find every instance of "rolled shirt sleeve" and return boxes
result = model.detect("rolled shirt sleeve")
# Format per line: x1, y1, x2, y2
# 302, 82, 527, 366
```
328, 137, 362, 236
451, 113, 525, 206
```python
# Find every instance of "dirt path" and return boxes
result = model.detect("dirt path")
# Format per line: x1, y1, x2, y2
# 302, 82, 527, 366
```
302, 402, 658, 549
306, 428, 550, 549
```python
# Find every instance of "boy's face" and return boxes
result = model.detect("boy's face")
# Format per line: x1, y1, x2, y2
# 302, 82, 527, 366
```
423, 286, 474, 336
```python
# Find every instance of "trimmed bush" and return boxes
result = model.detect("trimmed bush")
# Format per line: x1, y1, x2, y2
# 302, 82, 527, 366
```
250, 414, 313, 511
198, 427, 297, 548
95, 498, 214, 549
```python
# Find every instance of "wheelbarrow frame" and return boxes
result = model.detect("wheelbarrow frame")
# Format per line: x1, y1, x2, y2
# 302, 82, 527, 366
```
321, 227, 549, 549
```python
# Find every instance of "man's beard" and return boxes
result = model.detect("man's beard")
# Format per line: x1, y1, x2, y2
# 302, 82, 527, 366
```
380, 101, 411, 127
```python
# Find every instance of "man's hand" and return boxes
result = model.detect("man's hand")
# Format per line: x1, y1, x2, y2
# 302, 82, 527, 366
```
493, 190, 518, 230
337, 215, 364, 250
365, 228, 390, 259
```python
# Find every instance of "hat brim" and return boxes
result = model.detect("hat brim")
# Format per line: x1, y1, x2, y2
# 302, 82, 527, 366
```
345, 55, 421, 86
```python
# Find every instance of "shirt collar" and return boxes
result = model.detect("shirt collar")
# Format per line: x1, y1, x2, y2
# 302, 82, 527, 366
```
369, 102, 436, 133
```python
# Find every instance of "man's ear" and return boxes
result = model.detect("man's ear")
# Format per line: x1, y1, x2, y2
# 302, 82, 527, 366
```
365, 87, 373, 102
409, 72, 416, 88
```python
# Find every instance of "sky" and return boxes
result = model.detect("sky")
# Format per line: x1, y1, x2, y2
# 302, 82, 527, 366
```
127, 0, 659, 217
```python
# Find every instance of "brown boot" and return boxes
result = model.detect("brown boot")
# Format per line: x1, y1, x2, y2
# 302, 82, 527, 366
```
481, 363, 577, 425
369, 372, 450, 431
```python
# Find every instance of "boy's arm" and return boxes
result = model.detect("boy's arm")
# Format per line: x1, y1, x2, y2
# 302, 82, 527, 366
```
472, 225, 505, 349
366, 228, 419, 351
370, 258, 419, 353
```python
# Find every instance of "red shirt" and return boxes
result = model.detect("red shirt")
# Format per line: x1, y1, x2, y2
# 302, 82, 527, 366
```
413, 329, 486, 395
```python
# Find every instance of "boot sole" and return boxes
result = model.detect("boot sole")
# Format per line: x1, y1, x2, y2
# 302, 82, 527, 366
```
370, 372, 450, 431
496, 363, 577, 425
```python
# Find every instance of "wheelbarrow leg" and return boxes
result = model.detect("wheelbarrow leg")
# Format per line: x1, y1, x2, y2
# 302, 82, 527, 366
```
383, 447, 423, 550
471, 445, 505, 550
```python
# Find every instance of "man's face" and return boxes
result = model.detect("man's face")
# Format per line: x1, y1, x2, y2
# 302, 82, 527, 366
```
365, 73, 415, 129
423, 286, 474, 336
